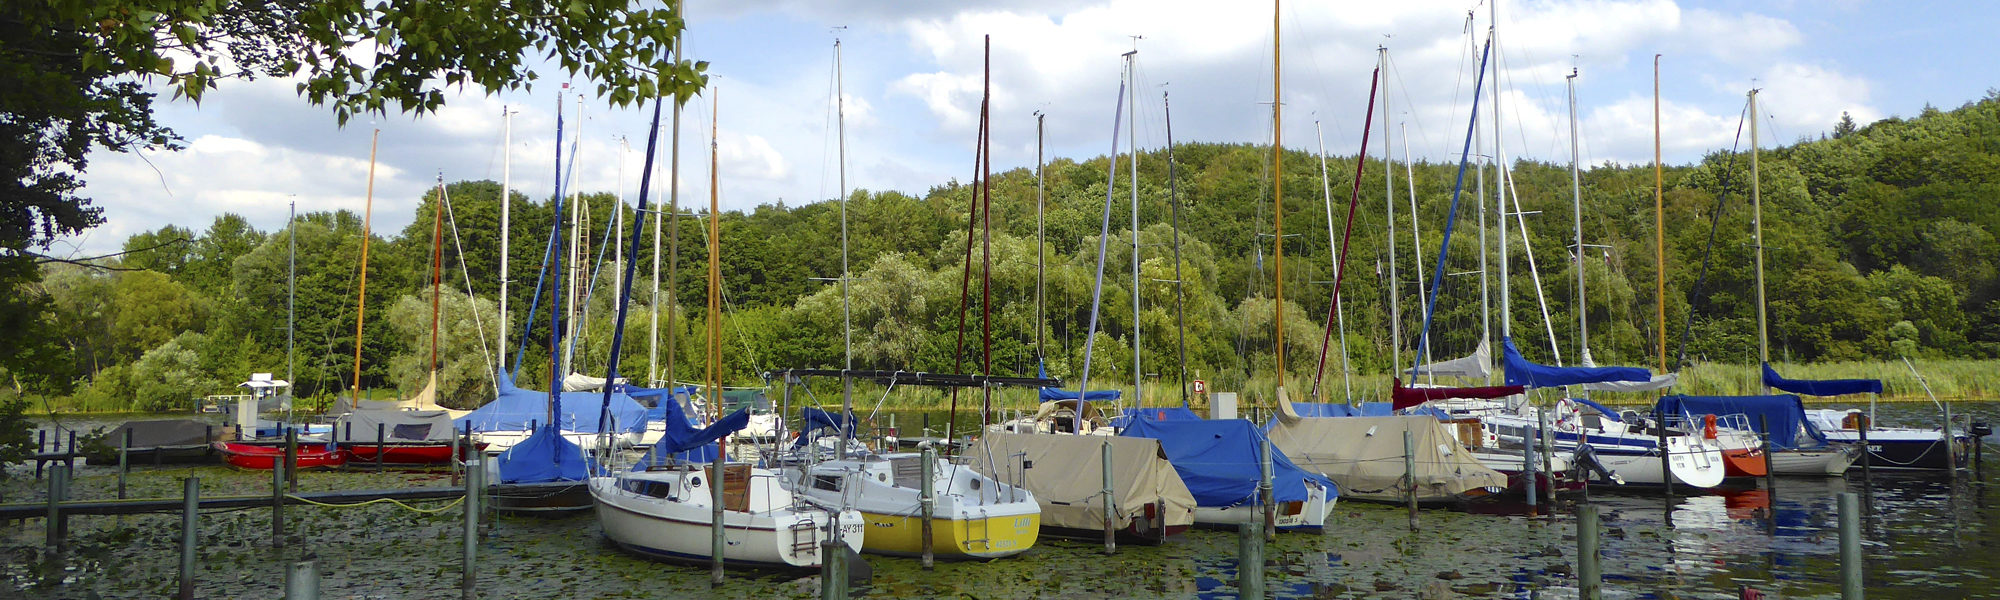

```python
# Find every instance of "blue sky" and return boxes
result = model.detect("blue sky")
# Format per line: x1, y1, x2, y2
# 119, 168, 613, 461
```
62, 0, 1999, 257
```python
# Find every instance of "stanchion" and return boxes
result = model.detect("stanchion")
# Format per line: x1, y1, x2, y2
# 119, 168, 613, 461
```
1101, 440, 1117, 555
463, 458, 481, 600
1577, 504, 1601, 600
178, 477, 199, 600
286, 560, 319, 599
1839, 491, 1862, 599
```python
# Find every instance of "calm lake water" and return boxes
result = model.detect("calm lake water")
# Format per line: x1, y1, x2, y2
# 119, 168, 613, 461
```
2, 402, 1995, 599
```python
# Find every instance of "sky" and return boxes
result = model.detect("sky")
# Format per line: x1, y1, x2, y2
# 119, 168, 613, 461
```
61, 0, 2000, 257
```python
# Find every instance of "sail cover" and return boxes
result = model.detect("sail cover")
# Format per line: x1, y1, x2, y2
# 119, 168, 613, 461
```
1037, 362, 1121, 403
790, 407, 856, 447
496, 425, 589, 483
1762, 363, 1882, 397
1407, 340, 1492, 379
1656, 394, 1829, 450
1579, 349, 1679, 392
1390, 377, 1523, 410
457, 370, 648, 434
1120, 416, 1336, 508
1502, 337, 1651, 389
395, 372, 471, 418
1265, 415, 1506, 504
965, 432, 1196, 533
638, 400, 749, 463
334, 409, 457, 443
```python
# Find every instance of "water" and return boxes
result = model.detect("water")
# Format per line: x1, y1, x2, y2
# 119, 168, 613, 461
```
3, 403, 1994, 598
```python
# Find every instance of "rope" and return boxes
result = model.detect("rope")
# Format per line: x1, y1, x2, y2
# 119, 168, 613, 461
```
285, 493, 466, 514
440, 184, 499, 393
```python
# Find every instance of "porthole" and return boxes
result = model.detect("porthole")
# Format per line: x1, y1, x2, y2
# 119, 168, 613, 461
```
690, 476, 703, 488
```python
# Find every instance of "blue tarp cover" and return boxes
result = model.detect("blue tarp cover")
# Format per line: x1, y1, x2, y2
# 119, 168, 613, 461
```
1762, 363, 1883, 397
620, 385, 699, 421
1037, 362, 1122, 403
495, 425, 589, 483
1121, 406, 1202, 422
1569, 397, 1624, 422
1656, 393, 1829, 450
637, 398, 750, 467
1281, 402, 1450, 420
1120, 416, 1335, 507
1502, 337, 1651, 389
791, 407, 857, 447
458, 371, 648, 434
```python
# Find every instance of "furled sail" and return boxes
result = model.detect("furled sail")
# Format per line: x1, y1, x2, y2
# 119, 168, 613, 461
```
1407, 340, 1491, 379
1580, 349, 1678, 392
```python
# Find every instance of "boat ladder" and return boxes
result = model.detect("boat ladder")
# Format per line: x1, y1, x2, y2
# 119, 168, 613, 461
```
789, 517, 821, 555
964, 507, 992, 550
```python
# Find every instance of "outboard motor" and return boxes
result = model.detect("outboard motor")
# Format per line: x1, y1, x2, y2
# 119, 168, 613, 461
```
1570, 444, 1624, 485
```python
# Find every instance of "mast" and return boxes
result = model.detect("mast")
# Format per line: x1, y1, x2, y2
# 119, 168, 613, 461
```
351, 129, 379, 399
979, 37, 995, 425
836, 37, 852, 372
1568, 69, 1587, 370
500, 107, 513, 374
1035, 112, 1046, 366
1271, 0, 1286, 400
1164, 93, 1190, 407
1750, 88, 1768, 388
1403, 121, 1430, 383
565, 98, 584, 377
1311, 121, 1352, 403
665, 0, 685, 392
1380, 46, 1400, 376
1474, 39, 1491, 382
548, 93, 568, 427
1125, 48, 1141, 409
430, 176, 446, 374
287, 200, 295, 388
1490, 2, 1511, 344
1653, 55, 1666, 372
706, 88, 725, 584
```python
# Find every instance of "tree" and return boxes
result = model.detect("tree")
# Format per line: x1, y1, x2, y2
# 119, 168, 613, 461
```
1833, 111, 1858, 139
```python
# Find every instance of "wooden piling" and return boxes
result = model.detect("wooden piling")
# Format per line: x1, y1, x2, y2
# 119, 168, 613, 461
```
45, 463, 68, 551
819, 537, 847, 600
1101, 440, 1117, 555
1577, 504, 1601, 600
1260, 436, 1275, 541
376, 423, 387, 473
920, 445, 936, 569
286, 560, 319, 600
1942, 403, 1957, 476
1839, 491, 1862, 599
463, 458, 481, 600
119, 428, 131, 500
1858, 420, 1872, 478
1237, 521, 1264, 599
178, 477, 199, 600
1656, 407, 1674, 497
1759, 415, 1776, 493
285, 428, 299, 492
272, 453, 287, 548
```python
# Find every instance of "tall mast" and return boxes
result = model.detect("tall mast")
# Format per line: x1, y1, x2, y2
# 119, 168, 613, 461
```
705, 88, 725, 584
565, 98, 584, 376
1403, 121, 1430, 382
836, 38, 852, 372
1750, 88, 1768, 386
429, 176, 446, 374
1035, 112, 1046, 365
1271, 0, 1286, 399
500, 107, 513, 374
351, 129, 379, 399
978, 37, 995, 424
1490, 1, 1511, 343
1312, 121, 1351, 403
615, 138, 627, 297
664, 0, 685, 391
287, 199, 295, 386
1125, 48, 1141, 408
1474, 35, 1491, 382
548, 93, 566, 426
1380, 46, 1400, 376
1164, 93, 1190, 407
1568, 69, 1587, 369
1653, 55, 1666, 372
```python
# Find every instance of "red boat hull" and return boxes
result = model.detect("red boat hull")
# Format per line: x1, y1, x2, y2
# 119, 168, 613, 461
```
1722, 448, 1768, 478
342, 443, 482, 465
212, 442, 347, 470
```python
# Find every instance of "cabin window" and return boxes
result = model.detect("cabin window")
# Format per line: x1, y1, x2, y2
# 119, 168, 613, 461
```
812, 474, 843, 492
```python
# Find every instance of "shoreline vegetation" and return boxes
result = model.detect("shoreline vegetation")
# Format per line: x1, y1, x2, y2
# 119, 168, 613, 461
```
20, 358, 1995, 416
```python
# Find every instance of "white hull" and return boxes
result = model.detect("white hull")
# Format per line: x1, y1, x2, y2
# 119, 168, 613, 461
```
1587, 437, 1728, 488
1192, 483, 1334, 530
786, 454, 1042, 558
1770, 447, 1857, 476
589, 468, 863, 569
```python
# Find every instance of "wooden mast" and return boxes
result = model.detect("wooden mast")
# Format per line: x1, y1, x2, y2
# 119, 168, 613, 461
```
429, 177, 446, 374
352, 129, 379, 398
1271, 0, 1286, 403
707, 88, 725, 584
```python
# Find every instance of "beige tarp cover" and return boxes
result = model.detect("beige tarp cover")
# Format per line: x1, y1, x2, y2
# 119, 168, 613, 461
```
966, 432, 1195, 532
334, 409, 457, 442
396, 372, 470, 418
1267, 413, 1508, 504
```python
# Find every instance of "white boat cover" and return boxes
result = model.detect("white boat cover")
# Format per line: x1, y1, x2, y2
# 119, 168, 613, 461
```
395, 372, 471, 418
1407, 340, 1491, 380
562, 372, 629, 392
1580, 349, 1679, 392
1265, 414, 1508, 504
966, 432, 1195, 533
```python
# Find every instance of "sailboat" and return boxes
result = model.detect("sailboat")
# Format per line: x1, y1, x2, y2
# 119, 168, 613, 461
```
591, 93, 864, 571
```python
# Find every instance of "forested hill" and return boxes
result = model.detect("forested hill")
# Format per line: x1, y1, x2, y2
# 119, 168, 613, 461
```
25, 92, 2000, 410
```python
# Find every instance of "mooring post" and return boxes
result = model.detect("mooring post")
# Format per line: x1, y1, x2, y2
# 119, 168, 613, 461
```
67, 430, 76, 465
119, 427, 131, 500
376, 423, 387, 473
1260, 436, 1275, 541
1656, 407, 1674, 497
1858, 419, 1872, 479
178, 477, 199, 600
1759, 415, 1776, 493
1524, 418, 1540, 510
1839, 491, 1862, 599
463, 458, 481, 600
44, 463, 68, 552
35, 430, 45, 480
285, 428, 299, 492
1942, 403, 1957, 477
819, 531, 847, 600
1578, 504, 1601, 600
272, 452, 286, 549
1404, 429, 1418, 531
920, 444, 937, 569
1101, 439, 1117, 555
1237, 520, 1264, 599
286, 559, 319, 600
